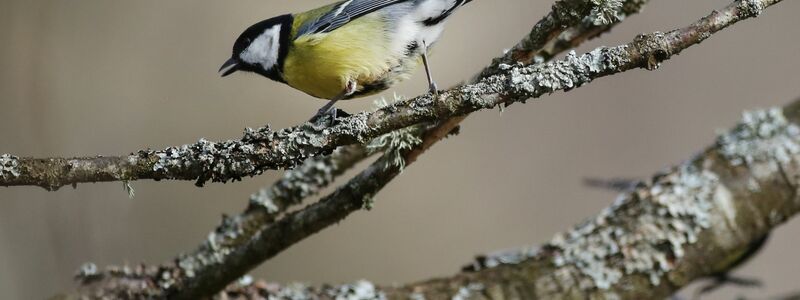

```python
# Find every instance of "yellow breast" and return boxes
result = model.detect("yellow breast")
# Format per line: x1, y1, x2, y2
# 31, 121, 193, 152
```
283, 13, 409, 100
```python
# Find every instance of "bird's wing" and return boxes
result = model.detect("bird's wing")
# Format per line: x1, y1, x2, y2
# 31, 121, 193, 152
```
296, 0, 410, 36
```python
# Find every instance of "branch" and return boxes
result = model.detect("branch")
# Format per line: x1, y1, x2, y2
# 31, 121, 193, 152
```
156, 0, 657, 296
73, 100, 800, 298
475, 0, 650, 79
217, 103, 800, 300
209, 100, 800, 298
0, 0, 649, 191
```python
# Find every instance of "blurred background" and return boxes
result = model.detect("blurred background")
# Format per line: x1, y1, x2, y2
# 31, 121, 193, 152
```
1, 0, 799, 299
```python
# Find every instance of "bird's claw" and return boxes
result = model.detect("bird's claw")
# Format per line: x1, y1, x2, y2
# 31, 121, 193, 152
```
309, 107, 350, 125
429, 82, 439, 97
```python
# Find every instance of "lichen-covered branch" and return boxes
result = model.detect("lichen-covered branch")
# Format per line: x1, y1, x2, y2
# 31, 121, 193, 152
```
476, 0, 649, 79
56, 0, 788, 298
0, 0, 661, 191
414, 0, 651, 179
68, 100, 800, 299
215, 104, 800, 300
56, 1, 646, 298
67, 125, 436, 299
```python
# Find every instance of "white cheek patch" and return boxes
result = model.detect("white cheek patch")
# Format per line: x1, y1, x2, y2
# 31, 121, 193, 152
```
240, 24, 282, 70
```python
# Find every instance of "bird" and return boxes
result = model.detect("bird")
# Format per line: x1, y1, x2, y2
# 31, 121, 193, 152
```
219, 0, 473, 120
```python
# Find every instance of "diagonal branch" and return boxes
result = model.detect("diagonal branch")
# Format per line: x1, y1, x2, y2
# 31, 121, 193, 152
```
0, 0, 648, 191
64, 0, 786, 298
218, 101, 800, 300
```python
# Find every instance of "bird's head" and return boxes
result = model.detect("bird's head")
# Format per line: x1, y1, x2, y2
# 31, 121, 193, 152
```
219, 14, 293, 82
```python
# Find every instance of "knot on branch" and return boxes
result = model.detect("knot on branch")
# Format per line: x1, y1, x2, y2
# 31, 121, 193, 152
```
633, 32, 672, 70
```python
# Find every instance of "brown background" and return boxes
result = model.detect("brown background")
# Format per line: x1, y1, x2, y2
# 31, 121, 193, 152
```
1, 0, 799, 299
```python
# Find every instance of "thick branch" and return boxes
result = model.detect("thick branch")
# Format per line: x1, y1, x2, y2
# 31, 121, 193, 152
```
59, 0, 786, 298
72, 101, 800, 299
217, 101, 800, 299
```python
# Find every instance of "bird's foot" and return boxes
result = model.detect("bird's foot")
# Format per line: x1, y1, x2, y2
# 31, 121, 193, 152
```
429, 82, 439, 97
309, 107, 351, 125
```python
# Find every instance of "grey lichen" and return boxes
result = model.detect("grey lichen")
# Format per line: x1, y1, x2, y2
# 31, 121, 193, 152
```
147, 121, 361, 187
170, 214, 248, 288
327, 280, 386, 300
589, 0, 624, 25
465, 246, 542, 271
249, 147, 346, 212
0, 154, 20, 179
373, 93, 405, 111
367, 126, 423, 171
152, 136, 260, 186
451, 283, 485, 300
122, 181, 135, 199
75, 262, 102, 283
220, 279, 385, 300
717, 107, 800, 178
505, 47, 631, 99
741, 0, 766, 16
548, 164, 718, 289
409, 292, 427, 300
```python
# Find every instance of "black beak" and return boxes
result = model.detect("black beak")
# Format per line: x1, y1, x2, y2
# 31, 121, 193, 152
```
219, 58, 239, 77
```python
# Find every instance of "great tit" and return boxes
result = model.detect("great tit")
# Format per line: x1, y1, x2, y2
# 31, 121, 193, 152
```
219, 0, 473, 119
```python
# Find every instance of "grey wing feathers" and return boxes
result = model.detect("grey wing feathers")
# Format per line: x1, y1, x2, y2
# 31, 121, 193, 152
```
296, 0, 410, 36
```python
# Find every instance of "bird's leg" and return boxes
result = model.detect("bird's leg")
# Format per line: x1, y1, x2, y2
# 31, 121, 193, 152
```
309, 80, 357, 122
421, 40, 439, 96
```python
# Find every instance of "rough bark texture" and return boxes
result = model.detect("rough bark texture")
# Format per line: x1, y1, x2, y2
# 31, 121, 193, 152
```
66, 101, 800, 299
54, 0, 791, 298
0, 0, 648, 191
